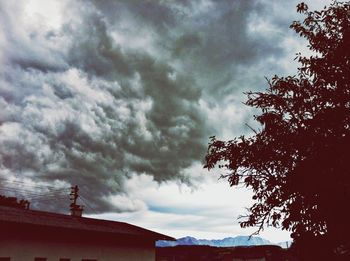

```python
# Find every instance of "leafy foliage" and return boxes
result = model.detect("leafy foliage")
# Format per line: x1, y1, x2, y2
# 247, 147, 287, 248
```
0, 195, 30, 209
205, 1, 350, 259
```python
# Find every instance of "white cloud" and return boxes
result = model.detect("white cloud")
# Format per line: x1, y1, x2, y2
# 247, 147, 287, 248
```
23, 0, 66, 30
91, 169, 291, 243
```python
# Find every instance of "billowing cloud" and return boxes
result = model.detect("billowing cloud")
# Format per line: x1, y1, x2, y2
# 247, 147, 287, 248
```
0, 0, 332, 216
91, 170, 291, 243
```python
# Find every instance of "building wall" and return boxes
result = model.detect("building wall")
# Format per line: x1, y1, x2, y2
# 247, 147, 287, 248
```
0, 238, 155, 261
232, 257, 266, 261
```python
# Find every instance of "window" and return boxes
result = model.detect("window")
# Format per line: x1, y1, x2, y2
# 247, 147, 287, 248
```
0, 258, 11, 261
34, 258, 47, 261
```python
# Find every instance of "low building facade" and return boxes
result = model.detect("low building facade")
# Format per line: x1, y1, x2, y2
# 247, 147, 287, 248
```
0, 206, 173, 261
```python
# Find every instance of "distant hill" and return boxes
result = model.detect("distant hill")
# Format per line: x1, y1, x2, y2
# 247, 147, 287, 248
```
156, 235, 273, 247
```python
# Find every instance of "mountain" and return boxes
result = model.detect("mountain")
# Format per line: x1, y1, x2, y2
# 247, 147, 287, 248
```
156, 235, 273, 247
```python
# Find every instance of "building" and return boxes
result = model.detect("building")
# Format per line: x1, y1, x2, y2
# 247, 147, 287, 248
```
0, 205, 174, 261
156, 245, 291, 261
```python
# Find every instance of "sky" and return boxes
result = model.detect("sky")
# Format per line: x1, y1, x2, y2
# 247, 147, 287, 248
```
0, 0, 332, 243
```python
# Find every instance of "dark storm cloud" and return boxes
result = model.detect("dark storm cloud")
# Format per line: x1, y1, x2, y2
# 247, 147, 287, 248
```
0, 0, 301, 212
63, 11, 206, 178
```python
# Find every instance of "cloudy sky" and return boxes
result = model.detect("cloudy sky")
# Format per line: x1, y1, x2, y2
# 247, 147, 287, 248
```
0, 0, 331, 243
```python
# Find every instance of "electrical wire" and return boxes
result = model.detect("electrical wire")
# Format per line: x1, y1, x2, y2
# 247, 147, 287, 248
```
0, 185, 68, 193
78, 194, 96, 213
0, 177, 70, 190
0, 177, 96, 214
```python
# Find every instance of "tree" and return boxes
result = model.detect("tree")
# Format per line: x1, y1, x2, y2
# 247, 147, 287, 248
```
0, 195, 30, 209
205, 1, 350, 260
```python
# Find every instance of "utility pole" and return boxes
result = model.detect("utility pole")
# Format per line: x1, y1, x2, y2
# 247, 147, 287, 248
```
69, 185, 84, 217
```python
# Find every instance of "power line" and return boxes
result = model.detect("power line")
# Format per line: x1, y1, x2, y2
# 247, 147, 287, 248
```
0, 187, 69, 198
32, 195, 70, 202
0, 180, 71, 209
0, 178, 96, 214
0, 177, 70, 190
78, 194, 96, 213
0, 183, 69, 192
0, 184, 68, 192
26, 193, 70, 200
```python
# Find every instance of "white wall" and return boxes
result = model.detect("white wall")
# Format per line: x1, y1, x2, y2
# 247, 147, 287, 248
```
0, 238, 155, 261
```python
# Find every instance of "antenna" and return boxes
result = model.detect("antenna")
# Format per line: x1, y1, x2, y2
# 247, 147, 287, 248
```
69, 185, 84, 217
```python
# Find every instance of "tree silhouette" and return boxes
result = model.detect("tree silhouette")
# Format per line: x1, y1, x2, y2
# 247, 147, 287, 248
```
205, 1, 350, 260
0, 195, 30, 209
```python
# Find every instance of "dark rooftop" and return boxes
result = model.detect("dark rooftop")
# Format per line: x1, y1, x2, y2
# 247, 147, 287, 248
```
0, 205, 174, 241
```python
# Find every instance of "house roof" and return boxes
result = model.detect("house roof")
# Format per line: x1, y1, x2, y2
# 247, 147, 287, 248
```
0, 205, 174, 241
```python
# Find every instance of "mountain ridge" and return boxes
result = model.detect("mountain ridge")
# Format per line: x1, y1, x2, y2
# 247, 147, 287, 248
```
156, 235, 276, 247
